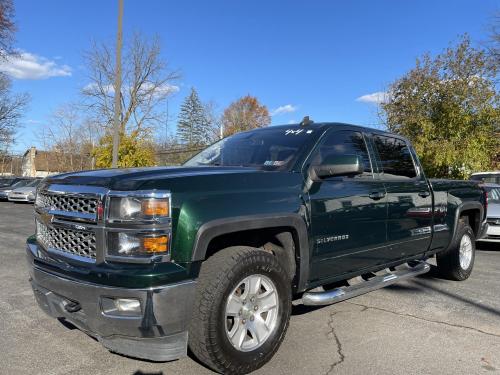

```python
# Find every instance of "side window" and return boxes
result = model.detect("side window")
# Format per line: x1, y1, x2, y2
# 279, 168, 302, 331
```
373, 135, 417, 179
312, 130, 372, 174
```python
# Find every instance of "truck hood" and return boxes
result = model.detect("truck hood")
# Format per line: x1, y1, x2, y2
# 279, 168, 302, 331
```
43, 166, 267, 191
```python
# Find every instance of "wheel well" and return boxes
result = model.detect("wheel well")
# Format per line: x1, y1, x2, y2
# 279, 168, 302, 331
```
460, 209, 480, 236
204, 227, 299, 282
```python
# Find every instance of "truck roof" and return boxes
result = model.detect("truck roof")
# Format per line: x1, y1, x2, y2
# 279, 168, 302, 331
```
471, 171, 500, 175
271, 121, 400, 137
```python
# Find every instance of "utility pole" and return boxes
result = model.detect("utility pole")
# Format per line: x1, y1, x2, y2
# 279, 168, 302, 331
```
111, 0, 124, 168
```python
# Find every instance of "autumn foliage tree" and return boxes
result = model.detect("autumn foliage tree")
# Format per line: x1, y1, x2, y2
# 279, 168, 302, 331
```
381, 36, 500, 179
222, 95, 270, 137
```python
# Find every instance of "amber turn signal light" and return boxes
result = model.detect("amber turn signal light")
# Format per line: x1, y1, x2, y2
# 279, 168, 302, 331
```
142, 199, 169, 217
142, 236, 169, 253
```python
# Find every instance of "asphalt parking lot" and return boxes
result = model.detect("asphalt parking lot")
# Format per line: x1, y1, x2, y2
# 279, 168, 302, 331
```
1, 202, 500, 375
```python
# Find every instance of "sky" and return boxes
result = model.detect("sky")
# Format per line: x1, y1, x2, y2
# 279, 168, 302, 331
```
4, 0, 499, 153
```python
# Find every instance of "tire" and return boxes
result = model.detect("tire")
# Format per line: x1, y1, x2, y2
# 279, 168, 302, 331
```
188, 246, 292, 374
436, 220, 475, 281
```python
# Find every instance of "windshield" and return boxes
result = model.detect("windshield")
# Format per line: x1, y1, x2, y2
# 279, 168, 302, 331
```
25, 179, 41, 187
10, 179, 31, 189
184, 127, 316, 170
486, 186, 500, 203
0, 178, 15, 187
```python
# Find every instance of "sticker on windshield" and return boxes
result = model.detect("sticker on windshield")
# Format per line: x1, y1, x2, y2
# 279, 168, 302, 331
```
264, 160, 286, 166
285, 129, 304, 135
285, 129, 313, 135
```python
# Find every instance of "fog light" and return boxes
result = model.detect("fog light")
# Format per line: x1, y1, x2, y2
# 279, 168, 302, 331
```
114, 298, 141, 313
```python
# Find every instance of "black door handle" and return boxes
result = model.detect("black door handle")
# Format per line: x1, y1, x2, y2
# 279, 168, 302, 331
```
369, 191, 386, 200
418, 191, 431, 198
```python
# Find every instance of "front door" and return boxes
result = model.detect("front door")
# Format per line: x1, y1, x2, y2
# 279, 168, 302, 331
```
370, 135, 433, 259
306, 130, 388, 282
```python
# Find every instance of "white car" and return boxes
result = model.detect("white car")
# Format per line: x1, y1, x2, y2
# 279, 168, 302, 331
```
479, 183, 500, 243
7, 179, 41, 203
471, 171, 500, 184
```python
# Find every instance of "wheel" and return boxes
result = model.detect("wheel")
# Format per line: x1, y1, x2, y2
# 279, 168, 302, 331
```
436, 220, 475, 281
188, 246, 292, 374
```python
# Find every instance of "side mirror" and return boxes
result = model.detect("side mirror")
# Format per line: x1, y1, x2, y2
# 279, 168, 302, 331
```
310, 154, 364, 181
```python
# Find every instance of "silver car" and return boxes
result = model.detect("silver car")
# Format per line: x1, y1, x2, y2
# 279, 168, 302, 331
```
0, 178, 33, 200
7, 179, 41, 203
479, 183, 500, 243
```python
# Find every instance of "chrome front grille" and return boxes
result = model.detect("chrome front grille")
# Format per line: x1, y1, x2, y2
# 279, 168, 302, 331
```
36, 220, 97, 260
36, 192, 98, 216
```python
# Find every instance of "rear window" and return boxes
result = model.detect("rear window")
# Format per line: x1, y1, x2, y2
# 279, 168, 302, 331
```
471, 174, 500, 184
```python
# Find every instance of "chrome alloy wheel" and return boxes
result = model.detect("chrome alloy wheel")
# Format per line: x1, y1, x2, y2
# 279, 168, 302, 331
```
224, 274, 279, 352
459, 234, 473, 270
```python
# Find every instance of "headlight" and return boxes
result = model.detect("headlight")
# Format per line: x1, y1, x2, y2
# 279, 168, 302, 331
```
108, 232, 170, 258
108, 195, 170, 221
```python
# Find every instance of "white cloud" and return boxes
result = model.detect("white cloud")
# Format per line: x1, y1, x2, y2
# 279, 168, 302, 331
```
83, 82, 179, 98
83, 82, 115, 95
0, 51, 71, 79
139, 82, 179, 98
356, 91, 389, 104
271, 104, 297, 116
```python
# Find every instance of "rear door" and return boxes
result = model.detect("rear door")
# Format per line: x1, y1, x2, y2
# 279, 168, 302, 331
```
306, 129, 388, 281
370, 134, 433, 259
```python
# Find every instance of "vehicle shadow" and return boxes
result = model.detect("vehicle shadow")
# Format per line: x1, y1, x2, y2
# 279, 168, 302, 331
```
292, 263, 500, 319
476, 242, 500, 251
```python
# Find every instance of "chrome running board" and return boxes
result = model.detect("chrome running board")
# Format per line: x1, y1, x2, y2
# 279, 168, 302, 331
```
302, 261, 430, 306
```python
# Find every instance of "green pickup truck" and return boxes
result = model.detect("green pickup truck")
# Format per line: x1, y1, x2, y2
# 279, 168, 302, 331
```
27, 122, 488, 374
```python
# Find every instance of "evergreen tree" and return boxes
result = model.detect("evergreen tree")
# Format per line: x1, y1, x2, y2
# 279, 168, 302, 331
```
177, 88, 211, 146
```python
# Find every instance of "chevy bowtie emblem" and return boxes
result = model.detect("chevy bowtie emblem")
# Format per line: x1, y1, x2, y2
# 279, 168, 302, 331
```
40, 210, 54, 226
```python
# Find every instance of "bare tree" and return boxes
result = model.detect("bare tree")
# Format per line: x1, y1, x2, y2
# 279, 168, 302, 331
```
37, 103, 97, 172
0, 0, 28, 154
490, 13, 500, 70
82, 33, 180, 135
0, 0, 15, 58
47, 104, 83, 170
0, 74, 29, 153
204, 100, 223, 142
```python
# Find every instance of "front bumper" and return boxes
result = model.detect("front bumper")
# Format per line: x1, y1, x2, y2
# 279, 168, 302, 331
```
27, 243, 196, 361
8, 193, 32, 202
478, 219, 500, 242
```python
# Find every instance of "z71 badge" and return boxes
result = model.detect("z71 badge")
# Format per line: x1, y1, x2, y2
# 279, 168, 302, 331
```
316, 234, 349, 245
